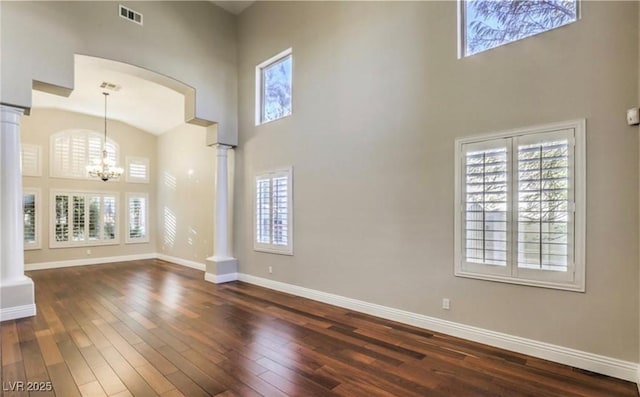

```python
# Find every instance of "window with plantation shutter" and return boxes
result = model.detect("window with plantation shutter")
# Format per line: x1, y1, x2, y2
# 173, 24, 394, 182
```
50, 130, 119, 179
23, 189, 41, 250
126, 157, 150, 183
21, 144, 41, 177
50, 190, 119, 248
454, 120, 585, 291
126, 193, 149, 243
254, 168, 293, 255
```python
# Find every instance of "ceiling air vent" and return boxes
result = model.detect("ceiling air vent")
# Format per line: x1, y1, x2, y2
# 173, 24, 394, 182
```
119, 5, 143, 26
100, 81, 122, 92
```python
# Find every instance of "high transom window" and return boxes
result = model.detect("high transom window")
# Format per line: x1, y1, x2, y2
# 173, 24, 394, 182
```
460, 0, 579, 56
50, 130, 119, 179
256, 48, 293, 125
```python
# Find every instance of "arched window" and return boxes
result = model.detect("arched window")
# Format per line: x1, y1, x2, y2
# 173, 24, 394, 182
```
50, 130, 119, 179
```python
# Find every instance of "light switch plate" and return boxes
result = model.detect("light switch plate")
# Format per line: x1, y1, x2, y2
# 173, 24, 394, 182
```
627, 107, 640, 126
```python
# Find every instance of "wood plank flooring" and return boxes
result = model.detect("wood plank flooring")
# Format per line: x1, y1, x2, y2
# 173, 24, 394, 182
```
1, 259, 637, 396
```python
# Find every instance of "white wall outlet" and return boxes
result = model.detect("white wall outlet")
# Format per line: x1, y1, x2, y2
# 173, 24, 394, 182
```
268, 266, 273, 274
627, 107, 640, 126
442, 298, 451, 310
86, 249, 92, 255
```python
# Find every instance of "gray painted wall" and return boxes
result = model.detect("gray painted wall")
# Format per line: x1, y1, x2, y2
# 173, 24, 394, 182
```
157, 123, 215, 264
235, 1, 639, 361
0, 1, 238, 144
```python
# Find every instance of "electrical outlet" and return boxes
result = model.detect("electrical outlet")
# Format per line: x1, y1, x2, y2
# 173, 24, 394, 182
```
268, 266, 273, 274
86, 249, 92, 256
442, 298, 451, 310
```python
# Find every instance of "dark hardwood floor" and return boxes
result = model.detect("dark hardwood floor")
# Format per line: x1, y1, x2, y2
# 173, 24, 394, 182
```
1, 259, 637, 396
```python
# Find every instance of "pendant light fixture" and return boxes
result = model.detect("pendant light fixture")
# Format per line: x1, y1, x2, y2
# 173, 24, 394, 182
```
86, 92, 123, 181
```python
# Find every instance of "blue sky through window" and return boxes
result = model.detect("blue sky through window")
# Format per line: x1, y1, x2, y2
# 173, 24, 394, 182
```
262, 55, 292, 123
464, 0, 578, 56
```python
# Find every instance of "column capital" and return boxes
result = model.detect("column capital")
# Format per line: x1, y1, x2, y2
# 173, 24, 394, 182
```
0, 105, 25, 126
214, 144, 233, 157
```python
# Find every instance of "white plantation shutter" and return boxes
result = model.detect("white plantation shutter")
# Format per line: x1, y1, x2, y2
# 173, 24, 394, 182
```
52, 135, 71, 176
255, 168, 293, 254
50, 191, 119, 247
70, 133, 87, 178
51, 130, 119, 179
256, 177, 272, 244
88, 134, 103, 164
103, 196, 117, 240
126, 157, 150, 183
515, 131, 573, 272
462, 142, 509, 268
88, 196, 102, 241
21, 144, 41, 176
455, 121, 584, 291
54, 194, 69, 242
126, 193, 149, 243
272, 176, 289, 246
72, 195, 86, 241
23, 189, 40, 250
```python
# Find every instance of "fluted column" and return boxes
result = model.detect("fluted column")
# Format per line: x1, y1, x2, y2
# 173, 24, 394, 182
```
205, 144, 238, 283
0, 105, 35, 320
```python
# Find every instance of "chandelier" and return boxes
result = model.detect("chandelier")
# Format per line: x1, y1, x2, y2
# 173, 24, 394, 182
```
86, 92, 123, 181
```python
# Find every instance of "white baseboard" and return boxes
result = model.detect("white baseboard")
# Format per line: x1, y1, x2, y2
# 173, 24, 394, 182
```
25, 253, 157, 271
204, 272, 238, 284
156, 254, 205, 271
0, 304, 36, 322
237, 274, 639, 383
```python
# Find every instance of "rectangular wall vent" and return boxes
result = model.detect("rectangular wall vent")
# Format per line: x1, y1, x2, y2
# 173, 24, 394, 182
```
99, 82, 121, 92
119, 5, 143, 26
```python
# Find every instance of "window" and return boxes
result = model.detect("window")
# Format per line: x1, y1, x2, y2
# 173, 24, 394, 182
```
21, 144, 42, 177
460, 0, 579, 56
50, 191, 119, 247
23, 189, 41, 250
454, 120, 585, 291
255, 48, 293, 125
126, 193, 149, 243
126, 157, 150, 183
50, 130, 119, 179
255, 168, 293, 255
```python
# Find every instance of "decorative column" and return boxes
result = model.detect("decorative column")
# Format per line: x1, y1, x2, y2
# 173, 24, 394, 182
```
205, 144, 238, 283
0, 105, 35, 320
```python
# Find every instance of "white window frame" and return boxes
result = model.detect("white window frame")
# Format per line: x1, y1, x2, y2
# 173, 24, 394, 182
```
255, 48, 293, 126
23, 188, 41, 250
50, 129, 120, 180
458, 0, 581, 58
50, 190, 120, 248
126, 156, 150, 184
254, 167, 293, 255
454, 119, 586, 292
126, 193, 149, 244
21, 144, 42, 177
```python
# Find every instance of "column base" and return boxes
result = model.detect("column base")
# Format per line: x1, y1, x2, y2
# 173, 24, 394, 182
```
205, 256, 238, 284
0, 276, 36, 321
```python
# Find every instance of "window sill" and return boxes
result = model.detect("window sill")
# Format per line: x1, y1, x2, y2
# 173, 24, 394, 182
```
254, 247, 293, 256
455, 270, 584, 292
125, 239, 149, 244
49, 241, 120, 249
256, 113, 292, 127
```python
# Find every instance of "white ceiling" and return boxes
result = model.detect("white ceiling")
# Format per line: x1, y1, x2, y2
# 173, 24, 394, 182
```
213, 1, 254, 15
32, 56, 186, 136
